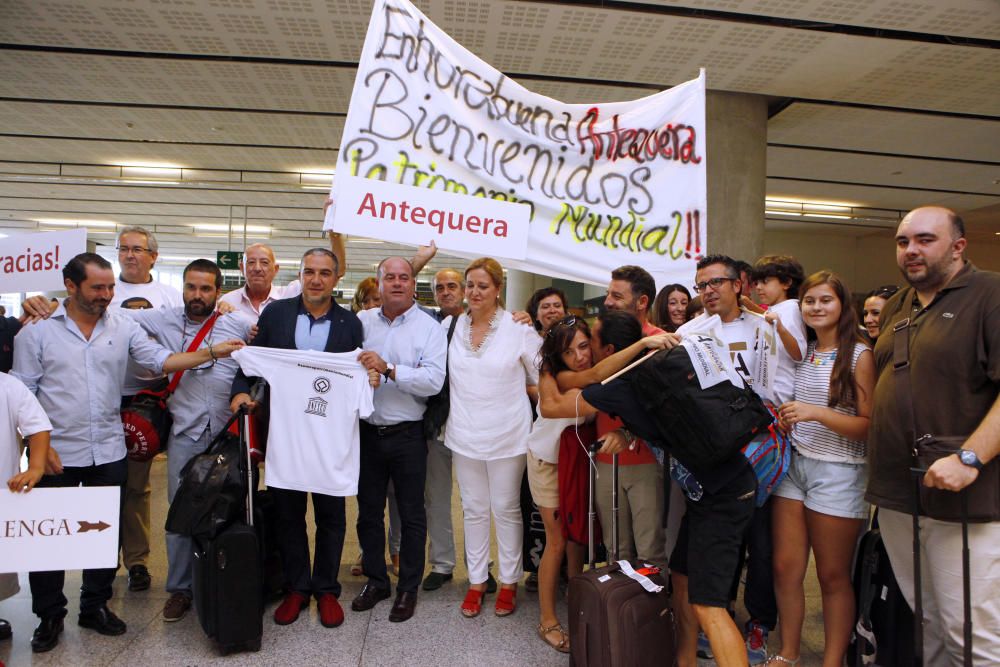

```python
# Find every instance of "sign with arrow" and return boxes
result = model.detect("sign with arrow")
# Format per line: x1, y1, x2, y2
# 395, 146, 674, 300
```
216, 250, 241, 270
0, 487, 120, 573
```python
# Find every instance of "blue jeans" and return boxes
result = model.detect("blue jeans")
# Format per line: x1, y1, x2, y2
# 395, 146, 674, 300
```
165, 428, 213, 595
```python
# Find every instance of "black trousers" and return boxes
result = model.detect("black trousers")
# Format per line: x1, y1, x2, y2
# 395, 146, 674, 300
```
29, 456, 128, 620
734, 496, 778, 629
357, 421, 427, 594
271, 487, 345, 598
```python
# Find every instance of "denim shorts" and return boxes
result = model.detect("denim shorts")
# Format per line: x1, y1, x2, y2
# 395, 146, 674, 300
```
772, 451, 870, 519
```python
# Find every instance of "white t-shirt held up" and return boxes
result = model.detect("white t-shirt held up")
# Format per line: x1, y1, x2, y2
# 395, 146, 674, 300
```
232, 347, 374, 496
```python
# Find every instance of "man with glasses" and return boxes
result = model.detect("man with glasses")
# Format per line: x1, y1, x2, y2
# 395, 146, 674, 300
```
113, 226, 183, 594
122, 259, 253, 622
669, 254, 763, 667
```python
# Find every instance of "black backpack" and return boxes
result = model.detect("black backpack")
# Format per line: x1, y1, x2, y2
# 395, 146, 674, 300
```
625, 346, 772, 472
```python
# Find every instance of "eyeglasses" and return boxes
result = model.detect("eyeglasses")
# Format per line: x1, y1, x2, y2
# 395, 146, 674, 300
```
117, 245, 153, 256
693, 277, 736, 293
544, 315, 577, 336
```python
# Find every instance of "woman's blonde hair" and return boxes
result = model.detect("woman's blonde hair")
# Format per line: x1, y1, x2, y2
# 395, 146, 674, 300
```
351, 276, 379, 313
464, 257, 505, 308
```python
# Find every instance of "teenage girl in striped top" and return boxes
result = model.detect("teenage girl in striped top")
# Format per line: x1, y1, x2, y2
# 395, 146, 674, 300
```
767, 271, 876, 667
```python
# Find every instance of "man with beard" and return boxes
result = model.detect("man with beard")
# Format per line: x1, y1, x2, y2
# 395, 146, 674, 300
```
11, 253, 244, 652
604, 265, 665, 336
122, 259, 254, 622
866, 206, 1000, 664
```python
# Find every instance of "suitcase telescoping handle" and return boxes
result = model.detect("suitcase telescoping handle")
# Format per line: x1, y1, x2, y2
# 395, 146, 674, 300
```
240, 403, 254, 527
586, 441, 620, 569
910, 467, 971, 667
588, 442, 598, 568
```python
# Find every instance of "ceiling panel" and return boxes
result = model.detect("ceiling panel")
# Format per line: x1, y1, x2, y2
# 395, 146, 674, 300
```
1, 2, 997, 116
769, 102, 1000, 162
634, 0, 1000, 41
768, 145, 1000, 197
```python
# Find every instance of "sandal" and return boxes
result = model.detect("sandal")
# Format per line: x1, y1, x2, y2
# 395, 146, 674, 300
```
538, 623, 570, 653
495, 586, 517, 617
460, 588, 486, 618
765, 656, 799, 666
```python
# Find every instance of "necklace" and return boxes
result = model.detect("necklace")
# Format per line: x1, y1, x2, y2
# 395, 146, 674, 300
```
468, 309, 500, 352
807, 347, 837, 366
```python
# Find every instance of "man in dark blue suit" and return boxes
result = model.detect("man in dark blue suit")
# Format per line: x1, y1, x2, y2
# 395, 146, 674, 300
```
231, 247, 366, 630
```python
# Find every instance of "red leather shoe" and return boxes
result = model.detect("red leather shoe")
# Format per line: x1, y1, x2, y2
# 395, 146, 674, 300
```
274, 592, 309, 625
318, 594, 344, 628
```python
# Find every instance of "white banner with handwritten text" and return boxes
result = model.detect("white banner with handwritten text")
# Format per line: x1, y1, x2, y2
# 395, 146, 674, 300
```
328, 0, 707, 288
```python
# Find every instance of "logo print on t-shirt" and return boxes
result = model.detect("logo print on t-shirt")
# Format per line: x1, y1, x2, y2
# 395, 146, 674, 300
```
313, 377, 331, 393
305, 396, 328, 417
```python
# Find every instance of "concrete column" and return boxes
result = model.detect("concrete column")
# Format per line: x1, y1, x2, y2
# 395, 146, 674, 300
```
504, 268, 535, 312
705, 91, 768, 263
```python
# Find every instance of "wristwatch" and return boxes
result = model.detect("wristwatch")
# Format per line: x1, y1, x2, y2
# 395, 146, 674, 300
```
383, 363, 395, 382
957, 449, 984, 470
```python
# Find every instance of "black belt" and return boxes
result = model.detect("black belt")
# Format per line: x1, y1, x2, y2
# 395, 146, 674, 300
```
361, 420, 422, 437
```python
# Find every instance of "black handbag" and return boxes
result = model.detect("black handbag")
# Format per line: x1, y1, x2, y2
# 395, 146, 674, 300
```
165, 411, 245, 540
423, 315, 459, 440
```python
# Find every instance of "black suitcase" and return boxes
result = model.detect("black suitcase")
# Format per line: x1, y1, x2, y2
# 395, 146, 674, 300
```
192, 409, 264, 654
849, 511, 915, 666
568, 444, 676, 667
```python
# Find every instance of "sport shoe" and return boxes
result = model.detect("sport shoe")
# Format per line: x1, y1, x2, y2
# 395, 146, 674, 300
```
162, 592, 192, 622
746, 620, 769, 665
128, 565, 151, 592
524, 572, 539, 593
696, 630, 714, 659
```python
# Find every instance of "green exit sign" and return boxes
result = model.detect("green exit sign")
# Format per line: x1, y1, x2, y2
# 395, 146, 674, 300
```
216, 251, 241, 270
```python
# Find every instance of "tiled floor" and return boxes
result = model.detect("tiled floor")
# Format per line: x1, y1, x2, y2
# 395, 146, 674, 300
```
0, 458, 829, 666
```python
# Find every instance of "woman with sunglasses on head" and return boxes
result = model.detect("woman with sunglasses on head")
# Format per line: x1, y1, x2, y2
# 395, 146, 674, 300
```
861, 285, 898, 343
528, 315, 593, 652
444, 258, 542, 620
768, 271, 875, 667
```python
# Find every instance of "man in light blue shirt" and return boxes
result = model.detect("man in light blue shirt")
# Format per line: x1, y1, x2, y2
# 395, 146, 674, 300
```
353, 256, 447, 623
124, 259, 254, 622
11, 252, 244, 654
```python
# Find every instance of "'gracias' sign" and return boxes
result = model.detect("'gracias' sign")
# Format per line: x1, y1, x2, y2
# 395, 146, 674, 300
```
327, 0, 707, 288
0, 228, 87, 294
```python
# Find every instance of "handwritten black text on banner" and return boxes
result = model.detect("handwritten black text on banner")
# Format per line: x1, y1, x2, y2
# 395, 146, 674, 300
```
328, 0, 707, 287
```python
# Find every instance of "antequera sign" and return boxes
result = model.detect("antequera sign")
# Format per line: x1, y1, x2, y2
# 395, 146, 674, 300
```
328, 0, 707, 287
